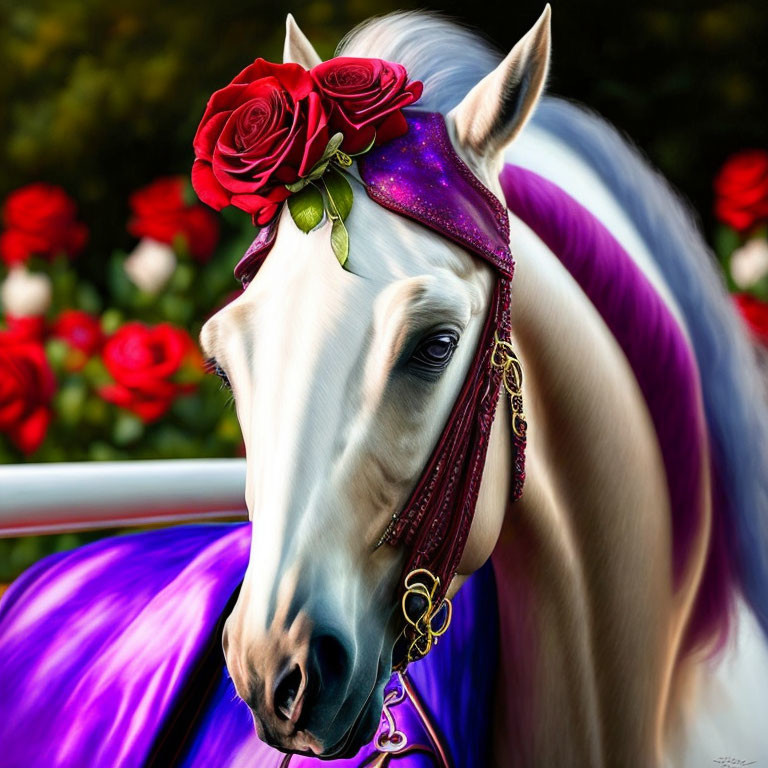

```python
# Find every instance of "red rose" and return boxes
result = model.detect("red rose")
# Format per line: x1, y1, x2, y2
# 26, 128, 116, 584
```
714, 150, 768, 232
128, 177, 219, 261
2, 315, 46, 344
0, 183, 88, 266
192, 59, 329, 225
734, 293, 768, 346
311, 58, 423, 154
100, 322, 199, 422
52, 310, 104, 370
0, 338, 55, 454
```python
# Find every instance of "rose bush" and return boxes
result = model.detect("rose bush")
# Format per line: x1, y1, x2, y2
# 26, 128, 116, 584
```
52, 310, 104, 370
192, 59, 329, 225
1, 315, 46, 344
311, 58, 423, 154
714, 150, 768, 233
0, 183, 88, 266
128, 177, 219, 261
0, 339, 55, 454
100, 322, 200, 422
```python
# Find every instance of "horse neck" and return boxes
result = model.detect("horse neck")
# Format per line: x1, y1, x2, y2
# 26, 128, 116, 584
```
481, 213, 712, 767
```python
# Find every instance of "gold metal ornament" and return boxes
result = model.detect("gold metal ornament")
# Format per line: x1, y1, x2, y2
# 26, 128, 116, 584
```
491, 331, 526, 438
395, 568, 452, 670
334, 149, 353, 167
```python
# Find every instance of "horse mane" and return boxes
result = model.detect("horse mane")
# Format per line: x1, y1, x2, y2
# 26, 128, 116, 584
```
340, 12, 768, 653
532, 99, 768, 654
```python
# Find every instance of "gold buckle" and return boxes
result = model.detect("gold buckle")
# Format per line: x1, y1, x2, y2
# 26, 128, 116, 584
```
396, 569, 452, 670
334, 149, 353, 167
491, 331, 526, 438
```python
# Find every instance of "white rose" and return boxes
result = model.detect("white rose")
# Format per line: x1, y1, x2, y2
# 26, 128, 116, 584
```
123, 238, 177, 294
0, 266, 52, 317
731, 237, 768, 289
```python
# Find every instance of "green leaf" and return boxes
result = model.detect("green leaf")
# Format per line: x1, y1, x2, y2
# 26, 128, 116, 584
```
714, 225, 741, 264
113, 412, 144, 446
45, 338, 70, 371
285, 134, 345, 192
320, 132, 345, 162
101, 308, 124, 334
55, 380, 88, 425
288, 184, 325, 233
324, 168, 354, 221
76, 282, 102, 313
285, 177, 311, 193
306, 159, 331, 182
331, 218, 349, 267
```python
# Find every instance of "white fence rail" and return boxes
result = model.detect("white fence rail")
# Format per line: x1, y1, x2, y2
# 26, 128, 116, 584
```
0, 459, 247, 537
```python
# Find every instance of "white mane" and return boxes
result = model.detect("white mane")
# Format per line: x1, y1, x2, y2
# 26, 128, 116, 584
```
337, 12, 502, 115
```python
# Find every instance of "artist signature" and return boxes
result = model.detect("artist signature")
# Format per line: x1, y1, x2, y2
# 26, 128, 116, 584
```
712, 758, 756, 767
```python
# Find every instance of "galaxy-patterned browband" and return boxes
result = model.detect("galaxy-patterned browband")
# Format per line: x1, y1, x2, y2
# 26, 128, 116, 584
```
359, 111, 514, 276
234, 110, 514, 284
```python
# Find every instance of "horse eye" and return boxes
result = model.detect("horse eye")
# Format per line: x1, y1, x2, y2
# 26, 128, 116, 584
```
409, 330, 459, 377
205, 358, 231, 390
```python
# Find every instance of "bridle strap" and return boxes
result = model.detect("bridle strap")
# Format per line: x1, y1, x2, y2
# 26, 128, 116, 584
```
378, 276, 525, 606
358, 111, 526, 663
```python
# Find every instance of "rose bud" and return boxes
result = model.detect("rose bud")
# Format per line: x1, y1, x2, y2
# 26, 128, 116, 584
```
1, 266, 52, 317
714, 150, 768, 233
123, 238, 177, 294
730, 237, 768, 290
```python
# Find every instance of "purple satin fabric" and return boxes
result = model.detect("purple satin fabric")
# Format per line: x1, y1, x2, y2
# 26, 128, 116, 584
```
0, 524, 498, 768
501, 165, 707, 580
0, 525, 251, 768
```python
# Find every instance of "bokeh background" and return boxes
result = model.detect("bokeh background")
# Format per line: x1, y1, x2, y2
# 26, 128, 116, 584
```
2, 0, 766, 253
1, 0, 767, 580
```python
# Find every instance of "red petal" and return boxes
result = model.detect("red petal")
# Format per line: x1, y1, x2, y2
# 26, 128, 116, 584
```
191, 160, 231, 210
14, 406, 50, 455
193, 111, 232, 162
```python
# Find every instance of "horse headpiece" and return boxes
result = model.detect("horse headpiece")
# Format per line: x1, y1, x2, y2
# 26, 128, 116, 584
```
192, 56, 526, 670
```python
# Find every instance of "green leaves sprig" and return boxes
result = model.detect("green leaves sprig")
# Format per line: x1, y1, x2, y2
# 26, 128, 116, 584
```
285, 132, 375, 267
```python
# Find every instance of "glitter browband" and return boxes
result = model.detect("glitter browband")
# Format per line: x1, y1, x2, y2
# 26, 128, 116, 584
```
234, 110, 526, 669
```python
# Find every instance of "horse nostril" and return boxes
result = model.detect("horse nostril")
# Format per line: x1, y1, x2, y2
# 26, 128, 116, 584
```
273, 663, 303, 721
313, 634, 349, 688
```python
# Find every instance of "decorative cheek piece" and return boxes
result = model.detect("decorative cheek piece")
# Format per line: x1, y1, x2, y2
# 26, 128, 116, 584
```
234, 110, 527, 672
358, 111, 527, 670
398, 568, 453, 667
492, 332, 527, 439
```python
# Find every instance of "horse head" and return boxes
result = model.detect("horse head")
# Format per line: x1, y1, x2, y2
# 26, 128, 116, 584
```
199, 8, 550, 757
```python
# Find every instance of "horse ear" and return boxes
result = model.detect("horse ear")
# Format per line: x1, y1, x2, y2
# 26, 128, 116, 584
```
283, 14, 322, 68
450, 5, 551, 161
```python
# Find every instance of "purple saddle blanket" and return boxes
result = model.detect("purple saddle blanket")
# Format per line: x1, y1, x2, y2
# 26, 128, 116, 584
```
0, 523, 499, 768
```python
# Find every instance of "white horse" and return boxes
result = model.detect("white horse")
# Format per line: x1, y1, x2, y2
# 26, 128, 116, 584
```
200, 9, 768, 765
